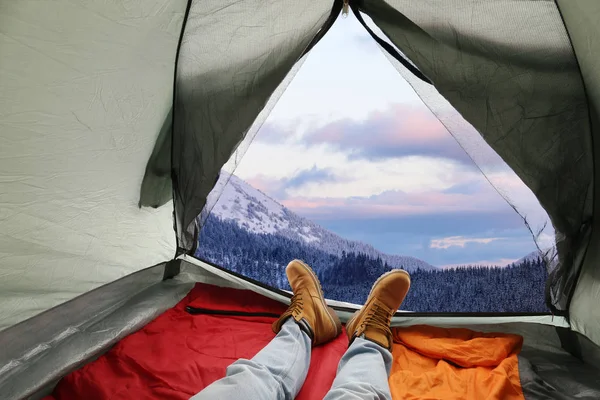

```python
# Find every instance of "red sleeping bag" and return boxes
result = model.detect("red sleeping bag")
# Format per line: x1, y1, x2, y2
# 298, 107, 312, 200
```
46, 283, 349, 400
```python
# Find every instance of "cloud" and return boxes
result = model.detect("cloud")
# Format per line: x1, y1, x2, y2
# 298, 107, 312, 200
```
279, 179, 513, 220
237, 139, 482, 200
442, 182, 482, 195
305, 106, 473, 164
235, 133, 552, 255
313, 213, 538, 267
286, 166, 340, 189
430, 236, 502, 249
246, 166, 343, 200
257, 105, 474, 165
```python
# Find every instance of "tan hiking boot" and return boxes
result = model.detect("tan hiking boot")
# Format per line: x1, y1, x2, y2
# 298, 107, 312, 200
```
272, 260, 342, 346
346, 270, 411, 350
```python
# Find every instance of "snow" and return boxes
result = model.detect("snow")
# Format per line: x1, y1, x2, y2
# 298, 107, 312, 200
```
209, 173, 436, 271
211, 174, 288, 234
298, 232, 319, 243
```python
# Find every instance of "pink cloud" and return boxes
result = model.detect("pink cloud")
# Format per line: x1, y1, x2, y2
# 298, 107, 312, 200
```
277, 186, 510, 219
241, 165, 514, 220
257, 104, 474, 164
302, 104, 472, 163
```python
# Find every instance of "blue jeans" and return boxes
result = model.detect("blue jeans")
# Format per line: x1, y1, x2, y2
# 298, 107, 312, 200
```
190, 319, 393, 400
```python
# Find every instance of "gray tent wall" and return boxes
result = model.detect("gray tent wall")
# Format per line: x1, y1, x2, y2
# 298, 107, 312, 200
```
557, 0, 600, 348
0, 0, 186, 331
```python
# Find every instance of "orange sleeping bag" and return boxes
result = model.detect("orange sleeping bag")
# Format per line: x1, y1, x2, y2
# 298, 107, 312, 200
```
390, 325, 525, 400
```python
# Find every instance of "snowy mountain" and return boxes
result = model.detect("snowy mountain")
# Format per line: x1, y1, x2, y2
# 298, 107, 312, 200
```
506, 248, 551, 268
208, 173, 436, 272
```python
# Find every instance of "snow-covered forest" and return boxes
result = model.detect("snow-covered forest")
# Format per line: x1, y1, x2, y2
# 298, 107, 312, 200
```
196, 214, 549, 313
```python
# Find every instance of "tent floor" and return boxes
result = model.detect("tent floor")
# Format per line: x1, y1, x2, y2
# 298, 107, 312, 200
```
2, 257, 600, 399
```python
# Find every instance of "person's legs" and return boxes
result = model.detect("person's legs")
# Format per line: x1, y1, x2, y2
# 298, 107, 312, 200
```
324, 269, 411, 400
324, 337, 393, 400
190, 319, 311, 400
190, 260, 342, 400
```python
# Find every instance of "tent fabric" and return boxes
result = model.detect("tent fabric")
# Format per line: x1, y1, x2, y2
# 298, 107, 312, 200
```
362, 8, 557, 284
0, 268, 193, 400
139, 110, 174, 209
389, 325, 525, 399
196, 59, 310, 237
0, 263, 170, 399
1, 259, 260, 400
360, 0, 593, 313
557, 0, 600, 347
171, 0, 335, 251
45, 282, 349, 400
516, 350, 600, 400
0, 0, 185, 331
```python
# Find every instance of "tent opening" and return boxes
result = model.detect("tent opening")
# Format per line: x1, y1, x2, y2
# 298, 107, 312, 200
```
194, 12, 554, 313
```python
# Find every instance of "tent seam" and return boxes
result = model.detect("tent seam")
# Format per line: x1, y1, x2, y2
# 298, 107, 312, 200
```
171, 0, 195, 257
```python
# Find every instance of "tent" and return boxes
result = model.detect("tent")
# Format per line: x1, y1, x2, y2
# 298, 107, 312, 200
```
1, 0, 599, 398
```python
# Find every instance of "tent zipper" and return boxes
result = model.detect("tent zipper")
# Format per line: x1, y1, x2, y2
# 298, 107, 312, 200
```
185, 306, 281, 318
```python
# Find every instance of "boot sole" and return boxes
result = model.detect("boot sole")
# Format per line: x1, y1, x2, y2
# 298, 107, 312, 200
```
346, 269, 410, 332
290, 260, 342, 338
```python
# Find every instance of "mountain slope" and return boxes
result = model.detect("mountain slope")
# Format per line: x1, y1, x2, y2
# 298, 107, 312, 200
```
207, 173, 435, 271
506, 249, 547, 267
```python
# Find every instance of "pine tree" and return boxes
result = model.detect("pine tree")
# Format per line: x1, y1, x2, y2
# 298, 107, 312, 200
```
196, 215, 550, 313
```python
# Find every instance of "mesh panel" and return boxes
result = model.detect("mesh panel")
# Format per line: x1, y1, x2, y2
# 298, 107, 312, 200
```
360, 0, 593, 312
171, 0, 334, 250
199, 57, 309, 229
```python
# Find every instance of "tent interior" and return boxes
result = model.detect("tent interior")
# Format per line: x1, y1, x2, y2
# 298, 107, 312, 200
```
1, 0, 600, 399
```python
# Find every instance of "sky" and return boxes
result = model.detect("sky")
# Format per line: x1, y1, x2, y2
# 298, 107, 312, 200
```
221, 14, 552, 268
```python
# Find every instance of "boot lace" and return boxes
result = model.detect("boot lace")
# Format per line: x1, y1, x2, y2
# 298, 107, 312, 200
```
289, 293, 304, 317
362, 303, 392, 333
